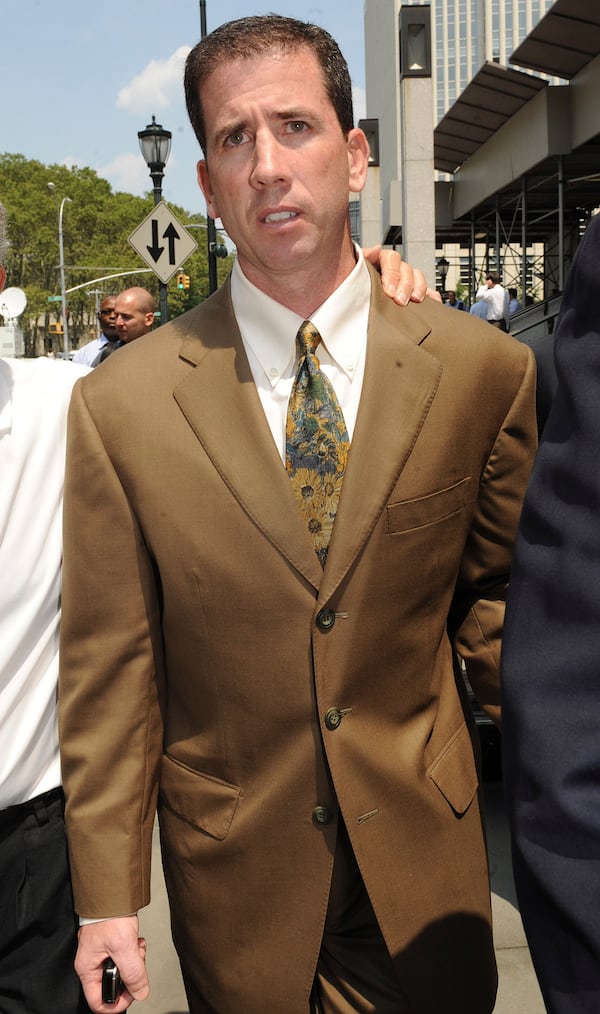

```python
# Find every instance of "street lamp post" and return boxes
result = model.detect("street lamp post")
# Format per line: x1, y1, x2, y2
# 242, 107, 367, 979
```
138, 115, 172, 324
48, 183, 72, 355
437, 256, 450, 297
58, 197, 72, 354
199, 0, 219, 295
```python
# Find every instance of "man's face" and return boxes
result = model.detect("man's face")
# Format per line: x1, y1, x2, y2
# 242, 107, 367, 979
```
196, 47, 368, 298
98, 298, 118, 339
115, 294, 154, 343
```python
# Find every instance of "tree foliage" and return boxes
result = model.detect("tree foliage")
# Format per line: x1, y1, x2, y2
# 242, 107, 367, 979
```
0, 153, 233, 356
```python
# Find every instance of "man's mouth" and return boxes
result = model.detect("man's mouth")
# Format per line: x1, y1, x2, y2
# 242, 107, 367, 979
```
263, 210, 298, 224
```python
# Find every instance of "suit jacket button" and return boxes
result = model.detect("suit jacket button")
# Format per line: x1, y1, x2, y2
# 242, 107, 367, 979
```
316, 608, 335, 631
325, 707, 342, 730
312, 805, 333, 826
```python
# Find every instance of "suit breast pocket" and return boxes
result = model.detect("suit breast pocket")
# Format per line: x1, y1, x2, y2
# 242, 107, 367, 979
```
386, 476, 472, 535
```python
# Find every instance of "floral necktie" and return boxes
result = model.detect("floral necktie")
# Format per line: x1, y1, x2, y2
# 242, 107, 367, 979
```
285, 321, 350, 567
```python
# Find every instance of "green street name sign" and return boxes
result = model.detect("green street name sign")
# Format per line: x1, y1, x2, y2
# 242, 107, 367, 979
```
47, 295, 62, 302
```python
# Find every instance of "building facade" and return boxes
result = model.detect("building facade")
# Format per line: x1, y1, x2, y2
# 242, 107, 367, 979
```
422, 0, 556, 122
362, 0, 559, 299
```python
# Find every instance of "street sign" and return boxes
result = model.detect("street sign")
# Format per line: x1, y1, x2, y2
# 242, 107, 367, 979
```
47, 295, 63, 302
128, 201, 198, 284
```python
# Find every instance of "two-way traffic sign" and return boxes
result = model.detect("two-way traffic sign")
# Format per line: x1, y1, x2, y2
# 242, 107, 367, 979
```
128, 201, 198, 283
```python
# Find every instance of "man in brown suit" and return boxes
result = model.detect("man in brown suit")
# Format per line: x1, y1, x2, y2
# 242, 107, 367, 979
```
59, 15, 537, 1014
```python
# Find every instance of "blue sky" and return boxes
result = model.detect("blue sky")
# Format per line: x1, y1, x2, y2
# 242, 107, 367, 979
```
3, 0, 368, 218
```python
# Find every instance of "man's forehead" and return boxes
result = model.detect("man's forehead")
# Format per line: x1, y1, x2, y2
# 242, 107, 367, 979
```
202, 45, 323, 102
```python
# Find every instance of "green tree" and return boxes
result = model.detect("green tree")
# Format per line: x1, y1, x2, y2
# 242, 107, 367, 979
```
0, 153, 233, 356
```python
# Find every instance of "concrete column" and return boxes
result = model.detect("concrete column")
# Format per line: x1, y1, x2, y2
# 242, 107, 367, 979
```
399, 75, 436, 280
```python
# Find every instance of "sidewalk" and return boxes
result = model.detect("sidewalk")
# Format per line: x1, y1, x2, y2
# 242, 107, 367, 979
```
139, 780, 545, 1013
485, 781, 545, 1013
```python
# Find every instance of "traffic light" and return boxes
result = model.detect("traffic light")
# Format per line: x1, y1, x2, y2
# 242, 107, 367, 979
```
177, 273, 190, 290
48, 322, 63, 335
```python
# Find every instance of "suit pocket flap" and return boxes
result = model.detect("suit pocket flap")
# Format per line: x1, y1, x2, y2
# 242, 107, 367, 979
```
387, 476, 472, 534
426, 722, 478, 815
160, 753, 241, 839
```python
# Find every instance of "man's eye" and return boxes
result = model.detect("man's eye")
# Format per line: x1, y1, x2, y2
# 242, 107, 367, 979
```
226, 131, 246, 146
288, 121, 306, 133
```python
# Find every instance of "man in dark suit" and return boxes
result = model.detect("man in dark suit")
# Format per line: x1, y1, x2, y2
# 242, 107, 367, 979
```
502, 213, 600, 1014
59, 15, 537, 1014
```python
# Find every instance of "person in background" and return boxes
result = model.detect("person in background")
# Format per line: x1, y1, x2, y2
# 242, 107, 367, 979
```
0, 202, 91, 1013
72, 295, 118, 365
114, 286, 156, 344
469, 298, 490, 320
59, 15, 537, 1013
91, 287, 157, 367
444, 289, 466, 310
475, 273, 510, 331
508, 288, 522, 315
502, 211, 600, 1014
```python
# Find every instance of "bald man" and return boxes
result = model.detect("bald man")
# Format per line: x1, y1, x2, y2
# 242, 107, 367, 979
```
114, 287, 156, 344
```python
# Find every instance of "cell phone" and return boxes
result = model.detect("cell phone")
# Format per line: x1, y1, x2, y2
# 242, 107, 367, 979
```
101, 957, 123, 1005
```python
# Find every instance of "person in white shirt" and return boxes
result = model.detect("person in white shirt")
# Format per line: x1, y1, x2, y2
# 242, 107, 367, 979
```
72, 294, 118, 366
0, 349, 91, 1011
475, 273, 510, 331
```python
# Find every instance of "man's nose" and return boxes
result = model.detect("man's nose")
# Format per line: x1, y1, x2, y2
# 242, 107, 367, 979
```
249, 130, 288, 187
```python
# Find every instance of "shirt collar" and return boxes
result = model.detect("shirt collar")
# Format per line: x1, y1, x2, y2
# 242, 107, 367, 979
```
231, 245, 371, 388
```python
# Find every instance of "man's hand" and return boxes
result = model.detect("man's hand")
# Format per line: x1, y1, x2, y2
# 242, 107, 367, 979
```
75, 916, 149, 1012
363, 246, 442, 305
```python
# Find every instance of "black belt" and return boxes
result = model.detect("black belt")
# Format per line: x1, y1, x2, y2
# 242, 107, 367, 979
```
0, 786, 63, 829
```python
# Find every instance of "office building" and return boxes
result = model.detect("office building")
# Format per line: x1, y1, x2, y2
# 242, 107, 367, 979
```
362, 0, 571, 300
401, 0, 556, 122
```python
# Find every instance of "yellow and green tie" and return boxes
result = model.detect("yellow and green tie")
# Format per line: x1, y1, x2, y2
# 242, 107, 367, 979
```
286, 321, 350, 567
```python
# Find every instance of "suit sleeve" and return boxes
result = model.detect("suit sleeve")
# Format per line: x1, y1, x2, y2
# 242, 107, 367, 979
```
501, 215, 600, 1014
449, 341, 538, 726
59, 379, 165, 918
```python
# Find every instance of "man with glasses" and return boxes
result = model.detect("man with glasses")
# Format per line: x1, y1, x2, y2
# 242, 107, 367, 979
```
72, 295, 118, 366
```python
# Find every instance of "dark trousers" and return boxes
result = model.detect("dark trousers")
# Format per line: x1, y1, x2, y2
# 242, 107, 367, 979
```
310, 821, 413, 1013
0, 787, 90, 1014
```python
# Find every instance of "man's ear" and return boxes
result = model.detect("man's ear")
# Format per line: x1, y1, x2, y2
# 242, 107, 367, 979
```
197, 160, 219, 219
347, 128, 370, 195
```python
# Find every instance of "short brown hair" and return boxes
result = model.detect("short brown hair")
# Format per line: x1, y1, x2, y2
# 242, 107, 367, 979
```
184, 14, 354, 155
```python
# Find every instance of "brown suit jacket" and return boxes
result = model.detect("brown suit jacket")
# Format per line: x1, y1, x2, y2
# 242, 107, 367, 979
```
59, 267, 537, 1014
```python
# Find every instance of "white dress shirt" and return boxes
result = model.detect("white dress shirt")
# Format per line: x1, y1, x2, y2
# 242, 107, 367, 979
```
231, 246, 372, 458
475, 283, 510, 326
0, 357, 89, 808
72, 334, 111, 366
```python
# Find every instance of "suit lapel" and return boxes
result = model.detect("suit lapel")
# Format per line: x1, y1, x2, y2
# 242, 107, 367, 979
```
318, 275, 442, 603
173, 283, 323, 591
171, 275, 441, 600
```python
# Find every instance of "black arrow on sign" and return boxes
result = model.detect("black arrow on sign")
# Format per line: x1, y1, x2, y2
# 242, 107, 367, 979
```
163, 222, 181, 265
146, 219, 164, 263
